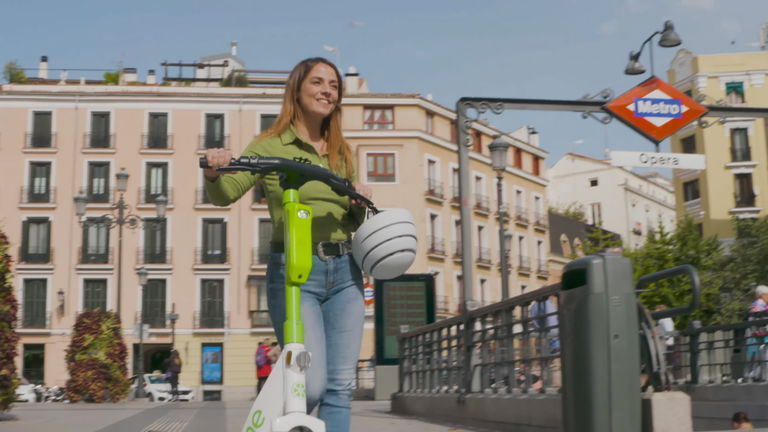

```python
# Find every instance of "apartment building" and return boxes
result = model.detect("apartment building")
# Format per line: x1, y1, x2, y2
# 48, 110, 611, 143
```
548, 153, 676, 249
668, 49, 768, 240
1, 55, 549, 400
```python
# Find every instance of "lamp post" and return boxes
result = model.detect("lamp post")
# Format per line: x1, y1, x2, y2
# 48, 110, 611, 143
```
135, 266, 148, 398
489, 135, 512, 299
168, 303, 179, 348
73, 168, 167, 319
624, 20, 682, 77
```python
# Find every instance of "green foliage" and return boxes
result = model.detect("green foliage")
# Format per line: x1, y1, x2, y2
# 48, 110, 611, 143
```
0, 230, 19, 412
582, 225, 623, 256
3, 61, 27, 84
626, 218, 726, 326
103, 71, 120, 85
65, 310, 129, 402
720, 217, 768, 319
552, 202, 586, 223
220, 71, 248, 87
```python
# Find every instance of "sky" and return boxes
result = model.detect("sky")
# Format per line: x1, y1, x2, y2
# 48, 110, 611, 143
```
2, 0, 767, 168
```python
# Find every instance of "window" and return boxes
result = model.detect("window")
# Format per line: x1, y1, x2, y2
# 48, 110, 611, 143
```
252, 182, 266, 205
451, 167, 460, 201
144, 162, 168, 203
22, 279, 47, 328
533, 157, 541, 177
518, 235, 529, 269
27, 162, 52, 203
21, 218, 51, 263
202, 219, 227, 263
89, 112, 111, 148
726, 82, 745, 104
363, 107, 393, 130
83, 279, 107, 311
256, 219, 272, 264
248, 276, 271, 327
589, 178, 598, 187
366, 153, 395, 183
260, 114, 277, 132
590, 202, 602, 226
31, 112, 52, 148
426, 113, 434, 134
143, 218, 167, 264
426, 159, 440, 195
560, 234, 572, 257
147, 113, 168, 149
200, 279, 225, 328
514, 148, 522, 169
142, 279, 166, 328
471, 130, 481, 153
473, 176, 487, 211
81, 218, 110, 264
479, 278, 488, 305
730, 128, 751, 162
683, 179, 700, 202
87, 162, 110, 202
735, 173, 755, 208
204, 114, 225, 148
681, 135, 696, 154
23, 344, 45, 385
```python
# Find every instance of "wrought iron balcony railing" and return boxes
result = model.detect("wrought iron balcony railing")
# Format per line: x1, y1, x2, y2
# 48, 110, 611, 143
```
17, 246, 54, 265
136, 247, 172, 265
195, 247, 230, 265
426, 236, 446, 256
142, 133, 173, 150
425, 179, 444, 200
84, 133, 115, 149
18, 306, 51, 329
250, 310, 272, 328
198, 134, 230, 150
25, 132, 56, 149
78, 247, 114, 265
20, 186, 56, 204
194, 310, 230, 329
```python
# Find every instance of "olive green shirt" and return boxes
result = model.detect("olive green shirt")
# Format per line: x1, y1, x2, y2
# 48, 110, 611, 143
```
204, 126, 364, 244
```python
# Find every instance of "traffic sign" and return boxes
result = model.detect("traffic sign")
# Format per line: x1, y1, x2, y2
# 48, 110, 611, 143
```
608, 150, 705, 170
603, 76, 708, 143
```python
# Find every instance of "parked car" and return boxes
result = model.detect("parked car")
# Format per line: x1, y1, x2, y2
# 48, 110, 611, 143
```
129, 373, 195, 402
15, 377, 38, 402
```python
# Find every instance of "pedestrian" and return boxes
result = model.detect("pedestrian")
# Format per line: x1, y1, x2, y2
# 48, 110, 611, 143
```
256, 340, 271, 394
732, 411, 754, 429
268, 341, 281, 365
746, 285, 768, 381
162, 349, 182, 401
749, 285, 768, 314
204, 57, 371, 432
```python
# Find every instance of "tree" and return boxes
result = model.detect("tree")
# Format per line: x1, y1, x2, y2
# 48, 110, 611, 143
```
626, 218, 726, 326
221, 71, 248, 87
551, 202, 586, 223
65, 311, 130, 402
720, 216, 768, 319
0, 230, 19, 412
581, 225, 623, 256
103, 71, 119, 85
3, 61, 27, 84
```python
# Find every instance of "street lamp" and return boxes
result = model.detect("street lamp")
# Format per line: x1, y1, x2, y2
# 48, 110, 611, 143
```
73, 168, 167, 318
489, 135, 512, 299
135, 266, 148, 398
167, 303, 179, 348
624, 20, 682, 76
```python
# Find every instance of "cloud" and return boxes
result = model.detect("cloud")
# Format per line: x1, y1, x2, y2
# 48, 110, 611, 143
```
677, 0, 718, 10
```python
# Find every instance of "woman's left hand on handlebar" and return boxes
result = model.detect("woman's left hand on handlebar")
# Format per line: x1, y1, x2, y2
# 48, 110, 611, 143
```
351, 183, 372, 206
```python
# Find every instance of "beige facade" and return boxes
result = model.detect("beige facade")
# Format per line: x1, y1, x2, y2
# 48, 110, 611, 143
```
1, 69, 549, 400
668, 49, 768, 240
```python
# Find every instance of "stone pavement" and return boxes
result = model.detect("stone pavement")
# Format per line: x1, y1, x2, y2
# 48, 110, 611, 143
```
0, 400, 492, 432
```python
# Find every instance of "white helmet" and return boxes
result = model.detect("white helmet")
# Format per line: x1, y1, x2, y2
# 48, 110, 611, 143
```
352, 208, 417, 280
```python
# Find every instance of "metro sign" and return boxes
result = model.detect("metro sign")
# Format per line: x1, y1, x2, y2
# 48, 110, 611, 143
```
603, 76, 708, 144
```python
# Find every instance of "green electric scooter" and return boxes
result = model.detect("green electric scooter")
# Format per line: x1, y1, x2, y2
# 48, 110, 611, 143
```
200, 156, 378, 432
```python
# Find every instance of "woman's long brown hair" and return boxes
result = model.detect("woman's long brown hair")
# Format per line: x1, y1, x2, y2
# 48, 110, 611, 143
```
261, 57, 354, 179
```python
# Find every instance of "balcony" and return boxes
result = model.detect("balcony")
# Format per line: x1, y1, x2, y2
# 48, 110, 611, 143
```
734, 192, 756, 209
141, 133, 173, 150
198, 134, 230, 150
533, 212, 548, 230
84, 133, 115, 150
136, 248, 172, 265
452, 241, 462, 259
250, 310, 272, 328
20, 186, 56, 204
450, 186, 460, 206
24, 132, 56, 150
252, 246, 270, 266
731, 146, 752, 163
78, 247, 114, 265
18, 307, 51, 330
194, 311, 229, 329
80, 187, 115, 204
426, 236, 446, 257
425, 179, 444, 201
435, 295, 452, 315
514, 206, 529, 225
136, 311, 167, 329
476, 247, 492, 266
517, 256, 531, 273
473, 194, 490, 214
195, 247, 230, 265
536, 259, 549, 278
684, 198, 702, 215
17, 246, 53, 265
139, 187, 174, 205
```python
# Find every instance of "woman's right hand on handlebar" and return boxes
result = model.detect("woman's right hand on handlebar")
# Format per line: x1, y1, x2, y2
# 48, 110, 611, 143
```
203, 148, 233, 181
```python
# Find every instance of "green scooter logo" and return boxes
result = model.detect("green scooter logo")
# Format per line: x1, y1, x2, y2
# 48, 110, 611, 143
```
246, 409, 266, 431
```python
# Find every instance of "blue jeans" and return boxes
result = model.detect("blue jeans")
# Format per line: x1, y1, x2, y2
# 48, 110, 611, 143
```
267, 253, 365, 432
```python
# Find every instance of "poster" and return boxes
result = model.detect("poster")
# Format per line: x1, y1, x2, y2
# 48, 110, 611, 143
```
201, 343, 223, 384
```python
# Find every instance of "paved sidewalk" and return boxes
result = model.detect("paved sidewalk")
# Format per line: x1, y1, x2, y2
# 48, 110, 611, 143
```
0, 400, 489, 432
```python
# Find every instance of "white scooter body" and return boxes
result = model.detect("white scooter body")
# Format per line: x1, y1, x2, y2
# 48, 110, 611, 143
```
241, 342, 325, 432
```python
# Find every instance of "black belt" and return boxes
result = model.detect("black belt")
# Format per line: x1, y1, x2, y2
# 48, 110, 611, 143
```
271, 240, 352, 261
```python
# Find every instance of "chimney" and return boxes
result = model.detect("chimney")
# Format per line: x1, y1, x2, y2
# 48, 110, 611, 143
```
121, 67, 137, 84
231, 41, 238, 56
527, 126, 540, 147
59, 70, 68, 85
39, 56, 49, 79
147, 69, 156, 85
344, 66, 369, 95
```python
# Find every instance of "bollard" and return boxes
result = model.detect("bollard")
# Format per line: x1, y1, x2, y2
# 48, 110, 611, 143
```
560, 254, 641, 432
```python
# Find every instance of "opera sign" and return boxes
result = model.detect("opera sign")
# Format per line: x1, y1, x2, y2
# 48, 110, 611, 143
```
609, 150, 705, 170
603, 76, 708, 143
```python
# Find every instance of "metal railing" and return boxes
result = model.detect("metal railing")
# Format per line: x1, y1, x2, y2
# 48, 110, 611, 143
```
474, 193, 490, 213
194, 247, 229, 265
452, 241, 462, 259
17, 246, 54, 265
196, 187, 212, 204
198, 134, 230, 150
78, 247, 114, 265
425, 179, 444, 200
136, 311, 167, 329
193, 310, 230, 329
537, 259, 549, 277
136, 247, 172, 265
18, 306, 52, 329
250, 310, 272, 327
426, 236, 446, 256
451, 186, 460, 204
730, 146, 752, 162
252, 246, 270, 266
141, 133, 173, 150
84, 133, 115, 149
138, 187, 174, 205
518, 256, 531, 272
79, 187, 115, 204
25, 132, 56, 149
515, 206, 529, 224
534, 211, 548, 228
20, 186, 56, 204
476, 247, 491, 265
399, 284, 561, 395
